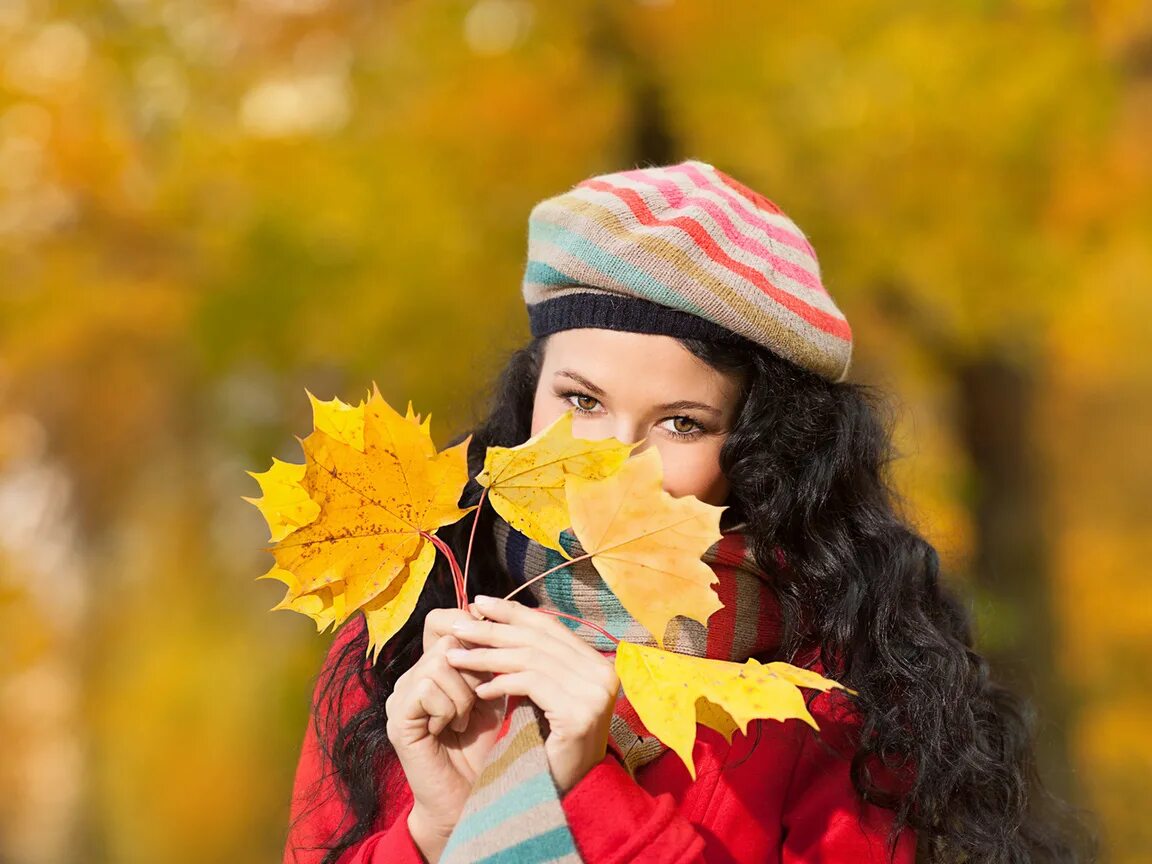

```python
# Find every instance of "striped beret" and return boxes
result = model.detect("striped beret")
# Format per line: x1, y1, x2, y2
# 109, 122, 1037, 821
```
521, 159, 853, 382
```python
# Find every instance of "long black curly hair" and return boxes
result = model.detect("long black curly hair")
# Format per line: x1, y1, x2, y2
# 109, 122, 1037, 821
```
293, 333, 1096, 864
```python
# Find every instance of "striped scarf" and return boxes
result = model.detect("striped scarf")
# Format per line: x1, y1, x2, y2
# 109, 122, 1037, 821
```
439, 516, 784, 863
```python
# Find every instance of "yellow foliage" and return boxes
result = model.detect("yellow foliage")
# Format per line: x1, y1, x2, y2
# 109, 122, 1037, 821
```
245, 384, 473, 662
615, 641, 851, 780
566, 446, 725, 647
242, 459, 321, 544
250, 388, 855, 767
476, 410, 637, 558
307, 390, 367, 451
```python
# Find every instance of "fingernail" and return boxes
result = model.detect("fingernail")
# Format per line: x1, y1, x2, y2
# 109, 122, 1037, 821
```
474, 595, 496, 607
451, 621, 477, 634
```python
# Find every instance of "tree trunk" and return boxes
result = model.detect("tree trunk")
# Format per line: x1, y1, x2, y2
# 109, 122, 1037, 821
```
956, 356, 1075, 803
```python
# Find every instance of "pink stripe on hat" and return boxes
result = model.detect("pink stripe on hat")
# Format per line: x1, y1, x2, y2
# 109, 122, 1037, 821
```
524, 159, 854, 382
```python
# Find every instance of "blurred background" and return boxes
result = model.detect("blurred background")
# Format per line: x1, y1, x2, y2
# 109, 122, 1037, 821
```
1, 1, 1149, 861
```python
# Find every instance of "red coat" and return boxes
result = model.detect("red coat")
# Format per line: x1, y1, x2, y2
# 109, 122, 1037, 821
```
283, 618, 917, 863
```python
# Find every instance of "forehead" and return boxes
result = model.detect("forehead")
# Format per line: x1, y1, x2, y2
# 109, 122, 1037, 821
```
540, 328, 741, 402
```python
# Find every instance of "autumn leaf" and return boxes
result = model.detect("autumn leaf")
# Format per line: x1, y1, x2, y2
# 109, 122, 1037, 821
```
255, 565, 340, 633
615, 641, 851, 780
243, 458, 322, 543
565, 446, 725, 646
245, 383, 473, 662
358, 540, 438, 661
308, 389, 367, 451
476, 409, 638, 558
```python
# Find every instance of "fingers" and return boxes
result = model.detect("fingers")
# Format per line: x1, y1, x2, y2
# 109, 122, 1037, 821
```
410, 597, 617, 740
444, 645, 617, 700
423, 607, 486, 654
455, 597, 614, 676
471, 670, 566, 710
468, 596, 585, 648
418, 678, 457, 736
465, 597, 598, 658
445, 645, 538, 675
386, 666, 457, 737
427, 597, 588, 658
424, 637, 480, 732
393, 634, 490, 737
449, 614, 571, 657
468, 668, 617, 726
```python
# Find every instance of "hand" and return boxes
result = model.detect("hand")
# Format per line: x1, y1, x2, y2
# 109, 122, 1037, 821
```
385, 607, 505, 861
445, 594, 620, 794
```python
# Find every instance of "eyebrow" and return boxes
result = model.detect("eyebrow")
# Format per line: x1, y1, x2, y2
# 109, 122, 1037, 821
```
553, 369, 723, 416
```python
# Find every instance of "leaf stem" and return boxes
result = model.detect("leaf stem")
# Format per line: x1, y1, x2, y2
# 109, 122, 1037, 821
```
502, 552, 594, 604
532, 609, 619, 645
422, 531, 466, 608
462, 487, 486, 599
495, 552, 617, 643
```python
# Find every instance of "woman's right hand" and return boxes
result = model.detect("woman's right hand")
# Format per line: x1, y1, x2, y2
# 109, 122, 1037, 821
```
385, 605, 504, 861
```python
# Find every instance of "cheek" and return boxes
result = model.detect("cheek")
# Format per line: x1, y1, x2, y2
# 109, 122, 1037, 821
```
657, 442, 730, 506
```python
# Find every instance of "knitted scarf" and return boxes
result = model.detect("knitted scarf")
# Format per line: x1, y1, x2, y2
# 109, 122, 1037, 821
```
439, 516, 784, 863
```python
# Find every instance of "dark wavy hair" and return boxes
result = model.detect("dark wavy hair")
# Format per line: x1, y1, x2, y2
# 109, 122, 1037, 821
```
294, 333, 1096, 864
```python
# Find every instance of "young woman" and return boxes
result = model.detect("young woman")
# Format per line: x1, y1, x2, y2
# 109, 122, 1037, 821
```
282, 161, 1089, 863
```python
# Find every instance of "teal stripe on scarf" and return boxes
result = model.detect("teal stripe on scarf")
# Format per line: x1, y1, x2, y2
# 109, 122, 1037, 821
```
443, 773, 562, 849
472, 827, 581, 864
540, 540, 582, 636
527, 218, 712, 319
546, 531, 620, 653
559, 527, 640, 654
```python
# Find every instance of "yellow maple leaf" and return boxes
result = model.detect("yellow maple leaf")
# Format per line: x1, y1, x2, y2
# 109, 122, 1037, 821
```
475, 409, 638, 558
565, 446, 725, 646
308, 389, 366, 451
615, 641, 851, 780
243, 458, 322, 543
245, 383, 473, 660
256, 564, 341, 633
360, 540, 437, 664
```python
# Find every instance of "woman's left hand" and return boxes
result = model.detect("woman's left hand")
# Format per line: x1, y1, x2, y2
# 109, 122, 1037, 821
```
445, 594, 620, 795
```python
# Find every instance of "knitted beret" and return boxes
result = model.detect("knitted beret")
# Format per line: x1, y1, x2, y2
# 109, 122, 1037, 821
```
521, 159, 853, 383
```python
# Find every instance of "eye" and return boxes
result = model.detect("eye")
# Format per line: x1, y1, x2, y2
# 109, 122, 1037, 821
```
559, 390, 707, 440
660, 416, 706, 440
560, 391, 601, 414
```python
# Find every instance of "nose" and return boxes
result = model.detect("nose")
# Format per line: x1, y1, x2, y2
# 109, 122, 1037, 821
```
575, 415, 651, 453
617, 424, 651, 455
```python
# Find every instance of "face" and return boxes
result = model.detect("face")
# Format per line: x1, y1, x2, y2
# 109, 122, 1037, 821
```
530, 329, 746, 507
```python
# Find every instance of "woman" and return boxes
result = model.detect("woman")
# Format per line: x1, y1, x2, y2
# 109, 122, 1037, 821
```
282, 161, 1089, 863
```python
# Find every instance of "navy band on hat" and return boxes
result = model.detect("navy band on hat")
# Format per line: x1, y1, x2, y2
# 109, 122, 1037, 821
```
528, 292, 754, 347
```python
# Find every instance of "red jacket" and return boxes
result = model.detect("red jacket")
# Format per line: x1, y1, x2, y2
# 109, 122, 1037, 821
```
283, 618, 917, 863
